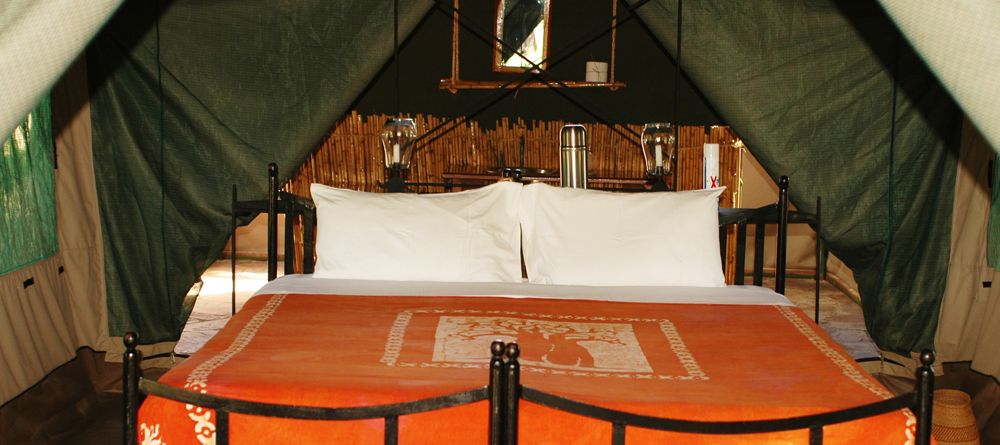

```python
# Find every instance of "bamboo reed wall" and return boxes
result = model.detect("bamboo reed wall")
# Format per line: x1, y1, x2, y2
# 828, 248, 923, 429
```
286, 111, 654, 196
286, 111, 745, 282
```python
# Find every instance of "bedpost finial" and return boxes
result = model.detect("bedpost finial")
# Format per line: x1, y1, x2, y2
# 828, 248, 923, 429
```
506, 342, 520, 361
914, 349, 936, 445
268, 162, 277, 177
779, 175, 789, 189
124, 332, 138, 349
491, 340, 505, 358
919, 349, 935, 367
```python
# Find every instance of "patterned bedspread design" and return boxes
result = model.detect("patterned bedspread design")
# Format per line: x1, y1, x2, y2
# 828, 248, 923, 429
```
138, 293, 914, 445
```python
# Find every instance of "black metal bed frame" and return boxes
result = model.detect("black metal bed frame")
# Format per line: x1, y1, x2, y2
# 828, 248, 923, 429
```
140, 165, 935, 444
124, 333, 934, 445
718, 181, 826, 321
233, 166, 830, 322
249, 164, 803, 295
228, 164, 318, 314
718, 189, 826, 323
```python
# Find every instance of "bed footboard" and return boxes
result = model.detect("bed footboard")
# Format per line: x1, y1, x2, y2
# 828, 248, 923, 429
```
124, 334, 504, 445
124, 334, 934, 445
518, 348, 935, 445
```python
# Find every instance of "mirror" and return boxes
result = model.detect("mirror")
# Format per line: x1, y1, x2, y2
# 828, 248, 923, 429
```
494, 0, 551, 72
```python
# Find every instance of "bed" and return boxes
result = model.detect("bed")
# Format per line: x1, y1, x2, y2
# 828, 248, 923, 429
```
125, 166, 933, 445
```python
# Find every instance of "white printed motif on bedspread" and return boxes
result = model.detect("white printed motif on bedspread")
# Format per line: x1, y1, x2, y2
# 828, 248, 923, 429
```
381, 309, 707, 380
177, 293, 289, 445
140, 423, 166, 445
435, 316, 653, 373
775, 305, 916, 445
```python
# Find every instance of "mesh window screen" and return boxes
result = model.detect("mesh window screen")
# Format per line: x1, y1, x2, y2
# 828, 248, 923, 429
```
0, 96, 56, 275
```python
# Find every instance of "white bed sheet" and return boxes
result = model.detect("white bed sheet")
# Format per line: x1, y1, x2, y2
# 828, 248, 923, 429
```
176, 276, 791, 356
253, 274, 793, 306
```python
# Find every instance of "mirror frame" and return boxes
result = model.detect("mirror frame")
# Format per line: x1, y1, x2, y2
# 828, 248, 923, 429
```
493, 0, 552, 73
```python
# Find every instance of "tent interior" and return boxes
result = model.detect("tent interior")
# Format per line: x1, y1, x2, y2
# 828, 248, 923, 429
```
1, 0, 998, 443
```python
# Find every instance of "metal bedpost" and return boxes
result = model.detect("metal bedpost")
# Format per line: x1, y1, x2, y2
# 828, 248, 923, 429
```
915, 350, 935, 445
231, 185, 237, 315
123, 332, 141, 445
814, 196, 822, 323
776, 176, 789, 295
284, 195, 295, 276
753, 222, 765, 286
808, 426, 823, 444
267, 163, 278, 281
504, 343, 520, 445
718, 226, 727, 270
303, 207, 316, 274
384, 415, 399, 445
735, 221, 747, 285
216, 411, 230, 445
488, 341, 506, 445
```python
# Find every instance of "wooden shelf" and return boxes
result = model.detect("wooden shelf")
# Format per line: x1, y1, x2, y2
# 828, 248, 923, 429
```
441, 170, 652, 191
440, 78, 626, 93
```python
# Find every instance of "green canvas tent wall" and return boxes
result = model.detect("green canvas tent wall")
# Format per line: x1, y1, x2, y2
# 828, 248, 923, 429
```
1, 0, 999, 420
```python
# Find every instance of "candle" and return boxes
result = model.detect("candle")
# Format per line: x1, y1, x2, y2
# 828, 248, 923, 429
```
654, 143, 663, 170
704, 143, 720, 188
392, 143, 401, 164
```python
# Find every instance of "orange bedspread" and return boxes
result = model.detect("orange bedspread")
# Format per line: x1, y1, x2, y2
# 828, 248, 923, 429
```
138, 293, 915, 444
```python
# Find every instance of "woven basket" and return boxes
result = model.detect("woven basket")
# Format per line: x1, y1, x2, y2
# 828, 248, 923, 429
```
932, 389, 980, 445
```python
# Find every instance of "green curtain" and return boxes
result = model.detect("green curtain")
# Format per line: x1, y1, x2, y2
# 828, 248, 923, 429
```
0, 97, 56, 276
630, 0, 960, 353
87, 0, 434, 342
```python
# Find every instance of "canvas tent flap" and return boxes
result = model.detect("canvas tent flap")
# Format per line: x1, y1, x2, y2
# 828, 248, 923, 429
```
0, 57, 116, 404
991, 159, 1000, 271
0, 0, 122, 143
628, 0, 960, 353
879, 1, 1000, 156
935, 120, 1000, 379
87, 0, 435, 342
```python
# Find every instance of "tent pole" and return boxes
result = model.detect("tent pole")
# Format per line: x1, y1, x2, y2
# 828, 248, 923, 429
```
231, 185, 237, 315
672, 0, 682, 190
394, 0, 400, 117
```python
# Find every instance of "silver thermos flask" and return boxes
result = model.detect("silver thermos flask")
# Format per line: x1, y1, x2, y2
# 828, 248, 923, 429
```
560, 124, 588, 188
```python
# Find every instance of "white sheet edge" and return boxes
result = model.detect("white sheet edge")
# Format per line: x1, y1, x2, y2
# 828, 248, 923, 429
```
253, 275, 793, 306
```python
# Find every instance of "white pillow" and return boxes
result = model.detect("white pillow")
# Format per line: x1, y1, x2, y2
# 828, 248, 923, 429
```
311, 181, 523, 282
520, 183, 726, 287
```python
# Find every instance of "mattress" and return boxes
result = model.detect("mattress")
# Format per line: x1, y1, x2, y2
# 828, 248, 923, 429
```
253, 275, 795, 306
138, 278, 913, 444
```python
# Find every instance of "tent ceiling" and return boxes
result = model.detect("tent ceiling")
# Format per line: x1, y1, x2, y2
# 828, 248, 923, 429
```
879, 0, 1000, 154
0, 0, 122, 140
0, 0, 978, 354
